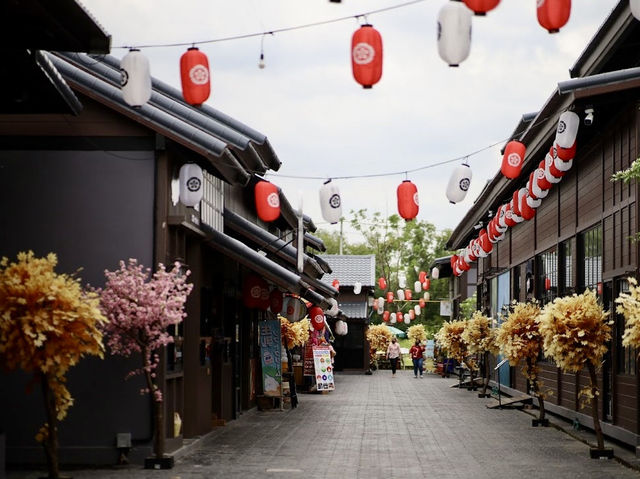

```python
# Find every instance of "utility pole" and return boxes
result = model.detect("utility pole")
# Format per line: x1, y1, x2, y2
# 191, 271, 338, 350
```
339, 217, 343, 255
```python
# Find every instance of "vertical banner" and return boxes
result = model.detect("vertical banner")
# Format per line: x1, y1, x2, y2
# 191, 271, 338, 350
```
303, 342, 315, 376
425, 339, 435, 358
312, 345, 335, 391
259, 319, 282, 397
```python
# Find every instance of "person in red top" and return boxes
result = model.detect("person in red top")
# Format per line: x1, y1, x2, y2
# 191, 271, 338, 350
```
409, 339, 426, 378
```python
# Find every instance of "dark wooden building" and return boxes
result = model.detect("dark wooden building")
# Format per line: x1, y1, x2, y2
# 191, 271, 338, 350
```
447, 1, 640, 448
319, 255, 376, 372
0, 47, 334, 467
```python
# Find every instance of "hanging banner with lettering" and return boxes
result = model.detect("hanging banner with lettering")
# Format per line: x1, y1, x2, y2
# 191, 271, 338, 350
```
259, 319, 282, 397
312, 345, 335, 391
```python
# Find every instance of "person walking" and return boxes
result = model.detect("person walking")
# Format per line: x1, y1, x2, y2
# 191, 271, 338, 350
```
386, 337, 402, 377
409, 339, 425, 378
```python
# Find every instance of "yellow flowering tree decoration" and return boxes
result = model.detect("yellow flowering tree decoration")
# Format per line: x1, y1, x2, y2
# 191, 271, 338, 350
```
280, 317, 310, 350
538, 290, 611, 449
435, 320, 475, 375
496, 301, 549, 422
366, 324, 393, 368
615, 277, 640, 350
407, 324, 427, 344
462, 311, 498, 394
0, 252, 106, 479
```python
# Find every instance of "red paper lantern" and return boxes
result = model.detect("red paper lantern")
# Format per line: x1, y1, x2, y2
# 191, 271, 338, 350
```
259, 285, 270, 310
332, 278, 340, 289
537, 0, 571, 34
382, 311, 390, 322
463, 0, 500, 16
351, 24, 383, 89
405, 289, 412, 301
556, 141, 576, 161
180, 47, 211, 106
386, 291, 394, 303
269, 290, 283, 314
544, 277, 551, 291
255, 181, 280, 222
597, 282, 603, 295
397, 180, 419, 221
378, 277, 387, 290
501, 140, 526, 179
419, 298, 426, 308
423, 279, 431, 291
458, 256, 470, 272
479, 229, 493, 254
418, 271, 427, 283
243, 274, 267, 309
309, 306, 326, 331
409, 310, 415, 320
519, 189, 537, 221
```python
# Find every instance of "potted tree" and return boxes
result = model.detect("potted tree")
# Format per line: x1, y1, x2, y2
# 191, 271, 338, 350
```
462, 311, 498, 397
0, 251, 106, 479
538, 290, 612, 458
98, 259, 193, 469
366, 324, 393, 371
495, 300, 549, 425
435, 320, 475, 388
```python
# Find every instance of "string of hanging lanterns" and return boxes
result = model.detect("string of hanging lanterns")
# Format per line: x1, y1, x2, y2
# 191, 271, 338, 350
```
113, 0, 611, 110
372, 272, 433, 324
451, 108, 580, 277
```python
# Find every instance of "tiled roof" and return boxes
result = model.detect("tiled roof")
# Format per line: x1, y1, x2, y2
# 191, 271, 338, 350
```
318, 255, 375, 287
339, 302, 368, 320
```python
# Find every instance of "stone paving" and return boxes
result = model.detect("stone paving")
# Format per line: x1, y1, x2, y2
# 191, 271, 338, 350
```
8, 371, 640, 478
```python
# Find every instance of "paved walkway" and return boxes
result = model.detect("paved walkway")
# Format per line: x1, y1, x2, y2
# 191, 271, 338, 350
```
8, 371, 640, 478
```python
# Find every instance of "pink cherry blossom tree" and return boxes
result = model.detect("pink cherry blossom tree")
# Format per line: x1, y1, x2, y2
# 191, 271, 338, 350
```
98, 259, 192, 462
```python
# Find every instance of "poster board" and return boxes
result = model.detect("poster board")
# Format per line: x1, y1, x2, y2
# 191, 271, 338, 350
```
312, 345, 335, 391
259, 319, 282, 397
440, 300, 452, 317
303, 342, 315, 376
425, 339, 435, 358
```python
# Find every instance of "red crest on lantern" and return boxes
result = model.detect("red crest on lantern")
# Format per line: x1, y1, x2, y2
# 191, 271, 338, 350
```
351, 24, 383, 89
255, 181, 280, 222
180, 47, 211, 106
332, 278, 340, 289
397, 180, 419, 221
537, 0, 571, 34
463, 0, 500, 16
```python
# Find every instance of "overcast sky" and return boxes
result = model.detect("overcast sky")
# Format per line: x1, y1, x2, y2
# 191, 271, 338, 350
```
81, 0, 620, 241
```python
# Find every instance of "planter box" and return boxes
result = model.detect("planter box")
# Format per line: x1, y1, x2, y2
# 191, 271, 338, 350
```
589, 448, 614, 459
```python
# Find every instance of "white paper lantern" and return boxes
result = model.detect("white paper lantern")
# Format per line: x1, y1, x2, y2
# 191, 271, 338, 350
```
555, 111, 580, 149
414, 305, 421, 315
326, 298, 339, 317
398, 272, 407, 288
390, 313, 397, 324
437, 0, 473, 67
414, 281, 421, 293
423, 291, 430, 301
353, 281, 362, 295
631, 0, 640, 20
377, 297, 385, 314
397, 289, 405, 301
319, 179, 342, 224
431, 267, 439, 280
446, 163, 472, 204
120, 49, 152, 108
179, 163, 204, 207
404, 314, 410, 325
335, 320, 348, 336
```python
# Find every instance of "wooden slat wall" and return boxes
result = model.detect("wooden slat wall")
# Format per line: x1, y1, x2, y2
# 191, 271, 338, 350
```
536, 188, 557, 252
511, 218, 534, 266
577, 146, 603, 231
615, 376, 637, 433
498, 230, 510, 269
558, 371, 577, 411
539, 364, 557, 405
559, 171, 577, 239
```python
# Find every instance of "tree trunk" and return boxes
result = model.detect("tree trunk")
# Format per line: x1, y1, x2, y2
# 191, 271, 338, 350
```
143, 349, 164, 459
41, 374, 60, 479
587, 362, 605, 450
481, 351, 490, 395
526, 358, 545, 421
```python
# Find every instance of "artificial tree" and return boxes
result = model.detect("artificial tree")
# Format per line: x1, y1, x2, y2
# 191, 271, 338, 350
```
366, 324, 393, 370
435, 319, 475, 386
539, 290, 611, 453
98, 259, 192, 468
462, 310, 498, 396
495, 301, 548, 424
0, 252, 106, 479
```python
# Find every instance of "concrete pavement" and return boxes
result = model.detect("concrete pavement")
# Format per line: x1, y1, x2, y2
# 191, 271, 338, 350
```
8, 370, 640, 478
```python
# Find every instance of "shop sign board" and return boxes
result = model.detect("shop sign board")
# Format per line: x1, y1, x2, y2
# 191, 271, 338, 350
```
259, 319, 282, 397
312, 345, 335, 391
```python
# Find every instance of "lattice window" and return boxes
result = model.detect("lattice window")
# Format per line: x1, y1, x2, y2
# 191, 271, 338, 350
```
201, 170, 224, 232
